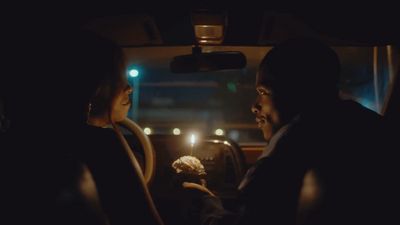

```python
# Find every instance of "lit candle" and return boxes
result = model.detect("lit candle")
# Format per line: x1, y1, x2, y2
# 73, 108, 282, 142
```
190, 134, 196, 156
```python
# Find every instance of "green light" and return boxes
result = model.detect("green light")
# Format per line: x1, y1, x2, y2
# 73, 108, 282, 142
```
227, 82, 237, 92
129, 69, 139, 77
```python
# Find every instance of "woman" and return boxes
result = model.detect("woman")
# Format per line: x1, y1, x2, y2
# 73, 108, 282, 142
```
49, 30, 163, 225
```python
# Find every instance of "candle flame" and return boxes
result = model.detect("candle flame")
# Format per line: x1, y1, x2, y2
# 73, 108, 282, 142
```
190, 134, 196, 145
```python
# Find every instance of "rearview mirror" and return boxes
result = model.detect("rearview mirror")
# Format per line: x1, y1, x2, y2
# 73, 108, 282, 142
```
170, 51, 247, 73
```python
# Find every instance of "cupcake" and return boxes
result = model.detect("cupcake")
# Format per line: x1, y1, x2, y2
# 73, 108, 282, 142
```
172, 156, 206, 184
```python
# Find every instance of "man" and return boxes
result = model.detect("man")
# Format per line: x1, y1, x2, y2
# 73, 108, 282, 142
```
184, 38, 388, 225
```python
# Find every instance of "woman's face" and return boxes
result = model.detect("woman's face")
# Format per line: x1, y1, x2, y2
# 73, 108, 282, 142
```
111, 77, 132, 123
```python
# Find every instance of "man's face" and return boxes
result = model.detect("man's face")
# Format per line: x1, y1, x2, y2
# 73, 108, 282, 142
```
251, 72, 282, 142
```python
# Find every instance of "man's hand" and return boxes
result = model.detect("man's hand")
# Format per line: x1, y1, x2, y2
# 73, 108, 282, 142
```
182, 179, 216, 197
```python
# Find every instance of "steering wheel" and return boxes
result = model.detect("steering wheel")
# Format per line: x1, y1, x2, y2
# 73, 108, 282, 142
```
118, 118, 155, 185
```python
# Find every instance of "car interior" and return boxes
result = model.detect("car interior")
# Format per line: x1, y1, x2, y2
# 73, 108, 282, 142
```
2, 7, 399, 225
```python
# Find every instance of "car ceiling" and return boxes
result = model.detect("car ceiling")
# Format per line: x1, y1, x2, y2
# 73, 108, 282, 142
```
67, 8, 400, 47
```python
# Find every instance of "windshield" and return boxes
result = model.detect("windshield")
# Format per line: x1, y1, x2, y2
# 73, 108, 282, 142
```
123, 45, 396, 144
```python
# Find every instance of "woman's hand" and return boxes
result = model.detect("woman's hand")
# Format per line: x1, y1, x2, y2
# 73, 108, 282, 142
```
182, 179, 216, 197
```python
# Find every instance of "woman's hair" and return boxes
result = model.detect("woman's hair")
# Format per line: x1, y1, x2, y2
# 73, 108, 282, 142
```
87, 45, 127, 118
59, 30, 127, 123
